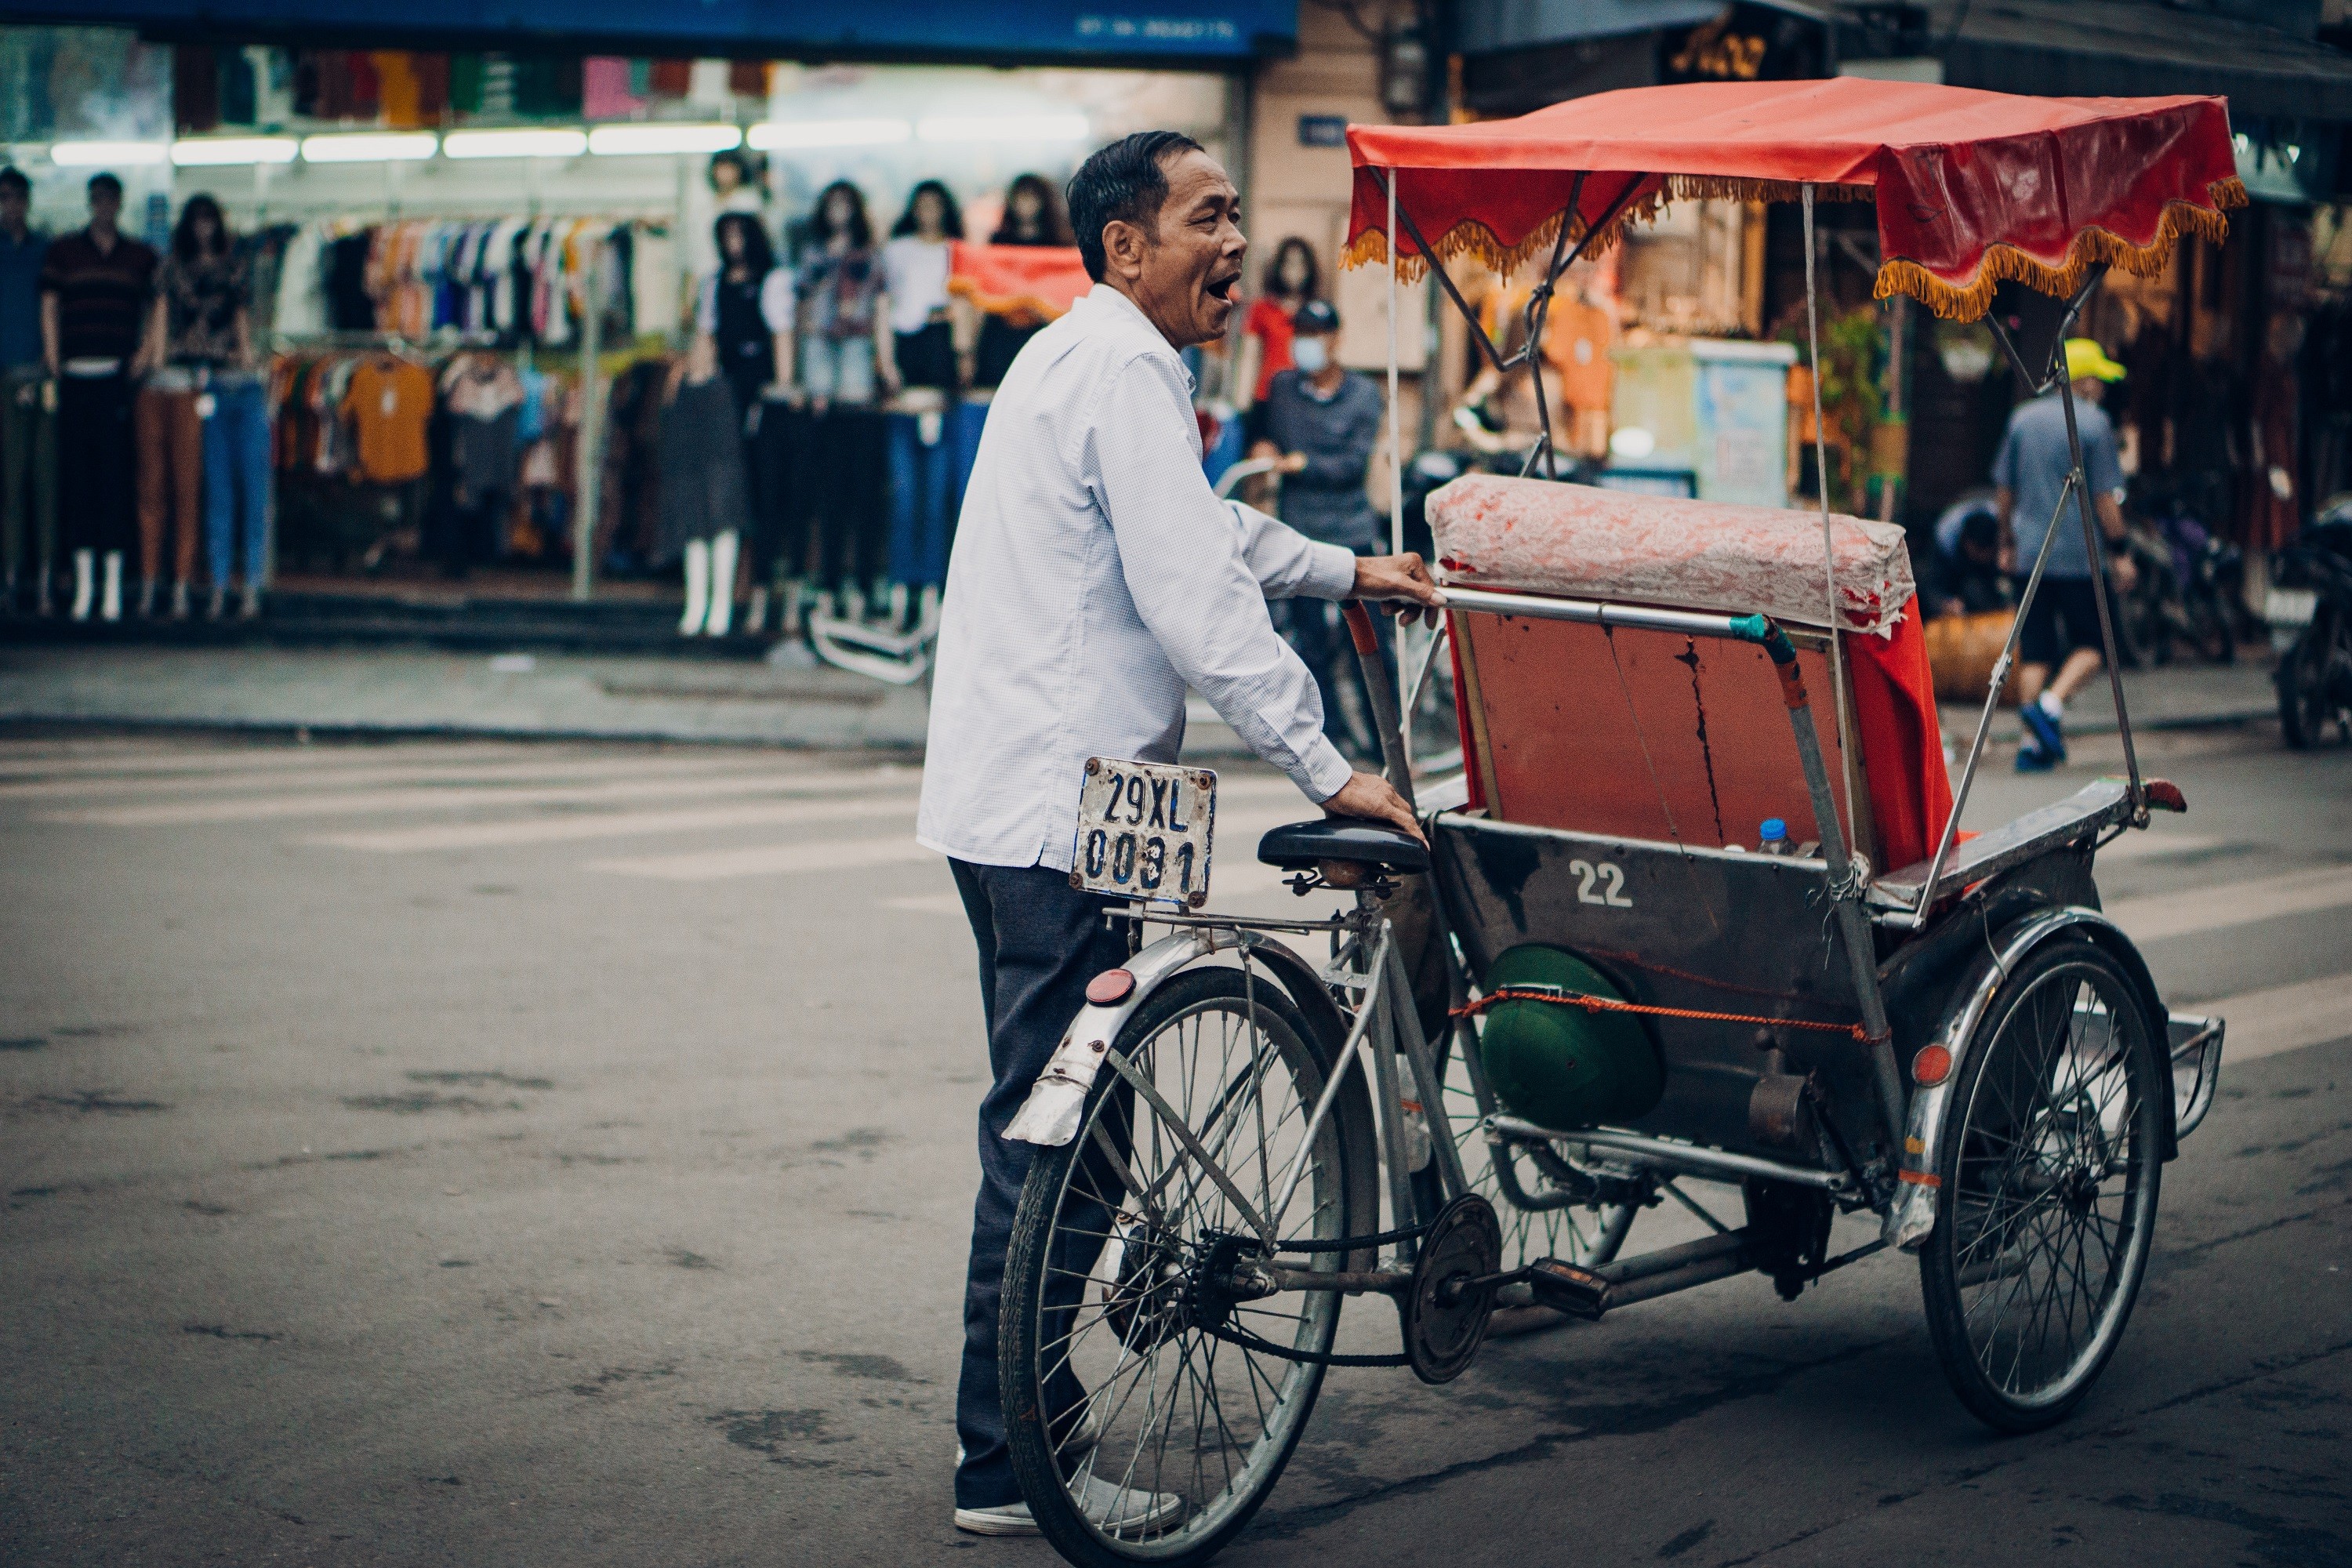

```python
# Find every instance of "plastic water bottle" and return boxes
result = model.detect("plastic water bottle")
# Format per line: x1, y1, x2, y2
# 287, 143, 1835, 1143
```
1759, 818, 1791, 855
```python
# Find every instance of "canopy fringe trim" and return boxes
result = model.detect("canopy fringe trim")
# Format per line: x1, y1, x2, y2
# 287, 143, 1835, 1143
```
1875, 177, 2248, 322
1344, 176, 1869, 279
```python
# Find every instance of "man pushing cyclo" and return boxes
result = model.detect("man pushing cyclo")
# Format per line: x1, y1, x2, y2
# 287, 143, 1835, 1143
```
913, 132, 1443, 1537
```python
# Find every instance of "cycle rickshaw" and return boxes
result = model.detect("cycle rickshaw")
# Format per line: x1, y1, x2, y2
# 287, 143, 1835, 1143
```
994, 77, 2239, 1566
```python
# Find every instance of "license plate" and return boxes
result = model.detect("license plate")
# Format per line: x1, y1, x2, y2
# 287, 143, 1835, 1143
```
1071, 759, 1215, 907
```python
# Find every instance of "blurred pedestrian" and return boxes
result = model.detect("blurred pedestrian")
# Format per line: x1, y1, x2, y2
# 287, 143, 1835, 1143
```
41, 172, 157, 622
1249, 298, 1392, 758
0, 166, 53, 614
1994, 336, 2137, 770
1235, 234, 1317, 445
1922, 492, 2011, 619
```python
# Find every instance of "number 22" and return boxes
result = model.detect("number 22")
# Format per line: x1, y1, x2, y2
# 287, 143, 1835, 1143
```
1570, 858, 1633, 908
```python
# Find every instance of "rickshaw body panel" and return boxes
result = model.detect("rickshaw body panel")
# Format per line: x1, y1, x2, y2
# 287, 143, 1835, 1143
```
1428, 811, 1881, 1166
1452, 612, 1867, 855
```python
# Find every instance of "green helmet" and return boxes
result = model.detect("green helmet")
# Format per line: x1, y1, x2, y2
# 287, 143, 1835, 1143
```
1478, 945, 1665, 1131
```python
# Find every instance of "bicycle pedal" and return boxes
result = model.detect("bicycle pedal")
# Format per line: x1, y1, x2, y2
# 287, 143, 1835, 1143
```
1527, 1257, 1610, 1319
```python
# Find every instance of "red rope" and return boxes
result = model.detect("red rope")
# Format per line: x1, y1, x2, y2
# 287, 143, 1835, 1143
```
1452, 986, 1870, 1043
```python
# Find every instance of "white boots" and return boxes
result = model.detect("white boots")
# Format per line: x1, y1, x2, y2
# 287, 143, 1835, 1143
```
677, 530, 741, 637
706, 529, 738, 637
679, 539, 710, 634
69, 550, 124, 622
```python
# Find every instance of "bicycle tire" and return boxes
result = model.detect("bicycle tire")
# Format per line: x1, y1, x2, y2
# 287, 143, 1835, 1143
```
1000, 966, 1375, 1567
1919, 938, 2164, 1432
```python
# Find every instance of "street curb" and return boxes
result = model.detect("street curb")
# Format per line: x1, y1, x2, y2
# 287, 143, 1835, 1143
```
0, 710, 926, 755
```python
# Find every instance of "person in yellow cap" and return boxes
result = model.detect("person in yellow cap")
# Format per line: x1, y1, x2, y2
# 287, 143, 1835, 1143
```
1991, 336, 2138, 771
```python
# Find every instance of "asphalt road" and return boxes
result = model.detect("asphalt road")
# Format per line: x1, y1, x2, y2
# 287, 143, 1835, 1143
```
2, 719, 2348, 1567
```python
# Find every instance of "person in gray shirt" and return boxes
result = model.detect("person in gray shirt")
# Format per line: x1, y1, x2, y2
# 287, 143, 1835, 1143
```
1250, 298, 1392, 756
1991, 337, 2138, 769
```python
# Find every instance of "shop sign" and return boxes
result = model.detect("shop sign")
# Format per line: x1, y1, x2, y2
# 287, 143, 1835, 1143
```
55, 0, 1298, 60
1297, 114, 1348, 147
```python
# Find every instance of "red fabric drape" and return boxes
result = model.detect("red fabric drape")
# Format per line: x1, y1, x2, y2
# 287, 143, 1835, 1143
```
947, 241, 1091, 321
1344, 78, 2242, 321
1844, 600, 1952, 874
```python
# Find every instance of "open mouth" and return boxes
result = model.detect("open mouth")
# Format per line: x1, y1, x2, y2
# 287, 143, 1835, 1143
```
1206, 270, 1240, 303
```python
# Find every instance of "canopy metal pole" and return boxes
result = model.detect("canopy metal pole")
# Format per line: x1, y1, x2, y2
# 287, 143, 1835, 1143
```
1388, 169, 1410, 761
2055, 365, 2145, 818
1798, 186, 1858, 854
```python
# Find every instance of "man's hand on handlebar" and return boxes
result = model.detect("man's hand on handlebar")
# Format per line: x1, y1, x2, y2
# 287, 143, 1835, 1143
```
1352, 552, 1446, 628
1319, 771, 1426, 846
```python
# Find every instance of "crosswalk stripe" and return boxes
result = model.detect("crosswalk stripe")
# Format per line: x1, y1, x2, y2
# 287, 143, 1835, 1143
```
0, 751, 768, 802
588, 837, 940, 881
2096, 832, 2227, 862
41, 766, 918, 826
0, 741, 543, 782
884, 891, 968, 916
2106, 866, 2352, 943
307, 795, 916, 852
2197, 972, 2352, 1064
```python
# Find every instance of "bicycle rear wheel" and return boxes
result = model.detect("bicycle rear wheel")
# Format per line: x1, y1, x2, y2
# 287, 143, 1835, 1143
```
1000, 966, 1371, 1567
1920, 938, 2163, 1432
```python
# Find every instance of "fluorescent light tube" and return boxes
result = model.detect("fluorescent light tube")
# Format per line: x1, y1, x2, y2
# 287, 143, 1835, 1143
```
587, 123, 742, 156
172, 136, 299, 166
49, 140, 169, 167
749, 118, 912, 150
915, 114, 1087, 143
301, 132, 438, 164
441, 128, 587, 160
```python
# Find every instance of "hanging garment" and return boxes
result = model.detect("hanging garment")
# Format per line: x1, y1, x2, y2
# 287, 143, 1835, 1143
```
343, 355, 435, 483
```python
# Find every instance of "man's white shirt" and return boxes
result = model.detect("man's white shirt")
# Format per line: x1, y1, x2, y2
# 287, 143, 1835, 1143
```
917, 285, 1358, 872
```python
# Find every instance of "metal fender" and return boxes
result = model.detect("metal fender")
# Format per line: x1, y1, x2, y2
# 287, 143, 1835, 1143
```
1885, 906, 2179, 1252
1003, 929, 1219, 1147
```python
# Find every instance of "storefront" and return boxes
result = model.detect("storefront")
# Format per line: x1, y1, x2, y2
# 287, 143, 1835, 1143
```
2, 7, 1284, 626
1431, 0, 2352, 575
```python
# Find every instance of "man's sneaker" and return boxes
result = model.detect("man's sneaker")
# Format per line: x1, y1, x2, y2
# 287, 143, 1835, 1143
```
2014, 742, 2057, 773
2018, 702, 2067, 764
954, 1476, 1185, 1538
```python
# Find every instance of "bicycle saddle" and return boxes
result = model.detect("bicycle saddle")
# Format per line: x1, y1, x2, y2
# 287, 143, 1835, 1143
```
1256, 818, 1430, 875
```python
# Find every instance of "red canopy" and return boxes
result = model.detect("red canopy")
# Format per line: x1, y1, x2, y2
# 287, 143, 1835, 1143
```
1345, 78, 2243, 320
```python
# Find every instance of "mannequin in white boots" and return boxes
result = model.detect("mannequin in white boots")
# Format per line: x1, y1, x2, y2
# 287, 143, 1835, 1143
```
67, 547, 124, 622
659, 337, 757, 637
42, 173, 155, 630
679, 538, 711, 634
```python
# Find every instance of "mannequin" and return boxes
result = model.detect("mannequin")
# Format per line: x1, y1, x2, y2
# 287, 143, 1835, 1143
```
661, 336, 755, 637
877, 179, 963, 632
796, 180, 884, 622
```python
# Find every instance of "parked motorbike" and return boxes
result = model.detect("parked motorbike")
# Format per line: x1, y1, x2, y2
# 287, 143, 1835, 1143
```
2272, 512, 2352, 748
2139, 480, 2244, 665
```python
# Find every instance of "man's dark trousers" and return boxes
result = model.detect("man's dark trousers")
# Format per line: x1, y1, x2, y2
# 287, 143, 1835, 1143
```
949, 858, 1130, 1511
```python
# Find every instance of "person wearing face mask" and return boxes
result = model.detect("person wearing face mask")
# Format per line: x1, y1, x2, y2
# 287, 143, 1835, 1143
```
1248, 299, 1392, 757
1233, 235, 1317, 446
917, 131, 1443, 1540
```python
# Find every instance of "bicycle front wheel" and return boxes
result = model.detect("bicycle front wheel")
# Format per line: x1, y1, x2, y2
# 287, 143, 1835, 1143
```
1000, 965, 1370, 1567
